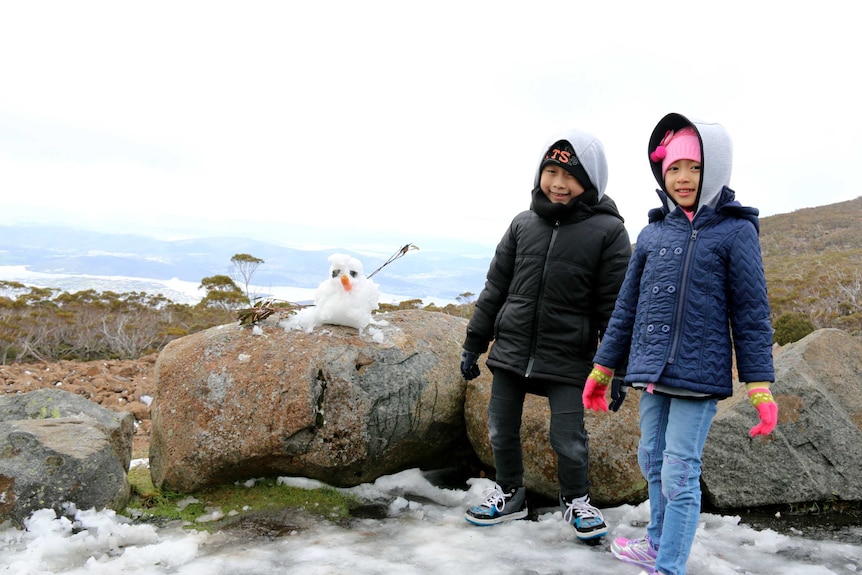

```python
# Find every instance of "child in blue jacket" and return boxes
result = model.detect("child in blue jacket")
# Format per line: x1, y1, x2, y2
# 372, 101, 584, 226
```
582, 112, 778, 575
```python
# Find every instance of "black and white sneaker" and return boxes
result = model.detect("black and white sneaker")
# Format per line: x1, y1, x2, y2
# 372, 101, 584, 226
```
561, 494, 608, 542
464, 484, 528, 525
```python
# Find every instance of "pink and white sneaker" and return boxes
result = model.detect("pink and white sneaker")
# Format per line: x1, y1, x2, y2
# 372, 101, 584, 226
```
611, 535, 657, 570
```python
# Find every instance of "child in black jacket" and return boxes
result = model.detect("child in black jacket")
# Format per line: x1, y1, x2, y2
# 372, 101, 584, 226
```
461, 128, 631, 543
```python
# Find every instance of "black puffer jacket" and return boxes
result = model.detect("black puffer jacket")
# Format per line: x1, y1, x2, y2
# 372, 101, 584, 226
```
464, 129, 631, 385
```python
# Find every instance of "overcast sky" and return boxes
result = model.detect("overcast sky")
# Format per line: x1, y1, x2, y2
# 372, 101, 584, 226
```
1, 1, 859, 252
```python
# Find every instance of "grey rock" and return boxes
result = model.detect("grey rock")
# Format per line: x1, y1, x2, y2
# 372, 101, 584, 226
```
0, 388, 135, 470
0, 411, 131, 525
702, 329, 862, 509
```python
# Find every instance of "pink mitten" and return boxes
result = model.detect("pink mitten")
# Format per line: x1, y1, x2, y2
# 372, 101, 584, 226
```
747, 383, 778, 437
583, 365, 614, 412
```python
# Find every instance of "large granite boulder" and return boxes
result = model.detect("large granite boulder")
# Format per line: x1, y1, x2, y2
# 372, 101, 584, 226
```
0, 389, 134, 525
465, 367, 646, 507
149, 310, 469, 492
702, 329, 862, 509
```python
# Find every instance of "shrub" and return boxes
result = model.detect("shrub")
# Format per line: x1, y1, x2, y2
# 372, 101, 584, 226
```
773, 313, 816, 345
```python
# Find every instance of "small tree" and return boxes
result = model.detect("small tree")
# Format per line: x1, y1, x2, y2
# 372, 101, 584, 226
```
231, 253, 265, 304
773, 312, 816, 345
456, 291, 476, 304
199, 275, 247, 311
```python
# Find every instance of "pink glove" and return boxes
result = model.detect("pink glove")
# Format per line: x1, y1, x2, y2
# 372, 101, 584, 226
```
747, 383, 778, 437
583, 365, 614, 412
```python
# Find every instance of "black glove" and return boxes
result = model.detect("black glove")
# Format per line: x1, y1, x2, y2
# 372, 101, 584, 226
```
460, 350, 481, 380
609, 376, 628, 412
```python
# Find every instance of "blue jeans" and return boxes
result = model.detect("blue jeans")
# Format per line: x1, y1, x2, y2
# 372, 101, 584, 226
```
487, 368, 590, 498
638, 391, 717, 575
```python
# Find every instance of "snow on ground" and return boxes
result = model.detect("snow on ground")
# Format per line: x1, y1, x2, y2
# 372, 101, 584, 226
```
3, 469, 861, 575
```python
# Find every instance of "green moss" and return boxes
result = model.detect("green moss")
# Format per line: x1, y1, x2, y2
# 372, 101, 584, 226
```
124, 467, 357, 530
37, 405, 62, 419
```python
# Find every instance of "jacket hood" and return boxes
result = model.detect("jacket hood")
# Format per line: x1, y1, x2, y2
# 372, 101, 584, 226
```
533, 128, 609, 201
648, 113, 732, 216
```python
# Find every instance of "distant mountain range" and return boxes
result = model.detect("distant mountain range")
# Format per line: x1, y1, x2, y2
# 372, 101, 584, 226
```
0, 224, 494, 305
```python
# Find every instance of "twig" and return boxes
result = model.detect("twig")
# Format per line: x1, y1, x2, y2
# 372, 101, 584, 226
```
236, 298, 309, 327
367, 244, 419, 279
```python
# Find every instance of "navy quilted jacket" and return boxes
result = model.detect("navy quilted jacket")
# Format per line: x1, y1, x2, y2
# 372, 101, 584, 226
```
593, 113, 774, 397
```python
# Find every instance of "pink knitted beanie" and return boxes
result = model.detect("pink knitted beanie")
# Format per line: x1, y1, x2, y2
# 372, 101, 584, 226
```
650, 126, 701, 177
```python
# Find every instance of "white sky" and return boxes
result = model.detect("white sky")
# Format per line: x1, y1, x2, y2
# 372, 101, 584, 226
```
3, 470, 860, 574
1, 1, 860, 249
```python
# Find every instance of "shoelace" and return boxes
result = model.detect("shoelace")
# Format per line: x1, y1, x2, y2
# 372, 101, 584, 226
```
563, 498, 600, 523
479, 485, 508, 512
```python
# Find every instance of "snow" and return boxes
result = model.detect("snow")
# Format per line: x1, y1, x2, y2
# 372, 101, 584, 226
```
2, 466, 860, 575
281, 253, 381, 334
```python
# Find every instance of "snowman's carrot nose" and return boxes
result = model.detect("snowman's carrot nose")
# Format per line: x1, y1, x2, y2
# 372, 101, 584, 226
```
340, 274, 352, 291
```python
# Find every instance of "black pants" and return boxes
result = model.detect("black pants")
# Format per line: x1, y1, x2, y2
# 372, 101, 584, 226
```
487, 368, 590, 499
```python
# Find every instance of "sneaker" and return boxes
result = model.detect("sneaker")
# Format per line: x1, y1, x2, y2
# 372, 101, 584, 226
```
464, 484, 528, 525
561, 494, 608, 541
611, 535, 657, 570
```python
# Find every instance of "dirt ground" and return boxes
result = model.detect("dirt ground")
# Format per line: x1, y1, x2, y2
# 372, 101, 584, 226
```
1, 355, 156, 458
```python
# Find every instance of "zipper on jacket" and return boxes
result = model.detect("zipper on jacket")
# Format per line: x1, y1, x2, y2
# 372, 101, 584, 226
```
526, 221, 560, 377
668, 227, 699, 363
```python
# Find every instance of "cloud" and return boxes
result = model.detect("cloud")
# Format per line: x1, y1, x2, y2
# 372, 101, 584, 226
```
1, 1, 860, 247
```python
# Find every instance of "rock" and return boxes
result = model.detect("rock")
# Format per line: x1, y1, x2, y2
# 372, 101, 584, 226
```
149, 310, 469, 493
0, 356, 156, 458
0, 390, 133, 525
702, 329, 862, 509
0, 388, 135, 471
464, 367, 646, 507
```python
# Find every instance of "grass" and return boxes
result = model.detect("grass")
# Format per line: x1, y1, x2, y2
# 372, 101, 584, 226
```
124, 464, 358, 530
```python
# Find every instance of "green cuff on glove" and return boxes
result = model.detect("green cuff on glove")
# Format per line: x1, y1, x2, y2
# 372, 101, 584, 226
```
589, 365, 613, 386
745, 382, 773, 407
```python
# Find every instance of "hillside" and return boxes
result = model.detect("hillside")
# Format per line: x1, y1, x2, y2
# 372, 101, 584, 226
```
760, 196, 862, 333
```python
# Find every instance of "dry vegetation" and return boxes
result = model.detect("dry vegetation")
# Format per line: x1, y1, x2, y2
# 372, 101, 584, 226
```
760, 196, 862, 334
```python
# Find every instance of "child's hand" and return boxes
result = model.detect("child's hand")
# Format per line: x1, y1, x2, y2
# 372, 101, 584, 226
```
746, 383, 778, 437
583, 365, 614, 412
460, 350, 481, 380
609, 376, 628, 412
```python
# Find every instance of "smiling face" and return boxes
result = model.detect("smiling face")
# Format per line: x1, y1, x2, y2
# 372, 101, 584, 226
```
539, 164, 585, 204
664, 159, 701, 211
